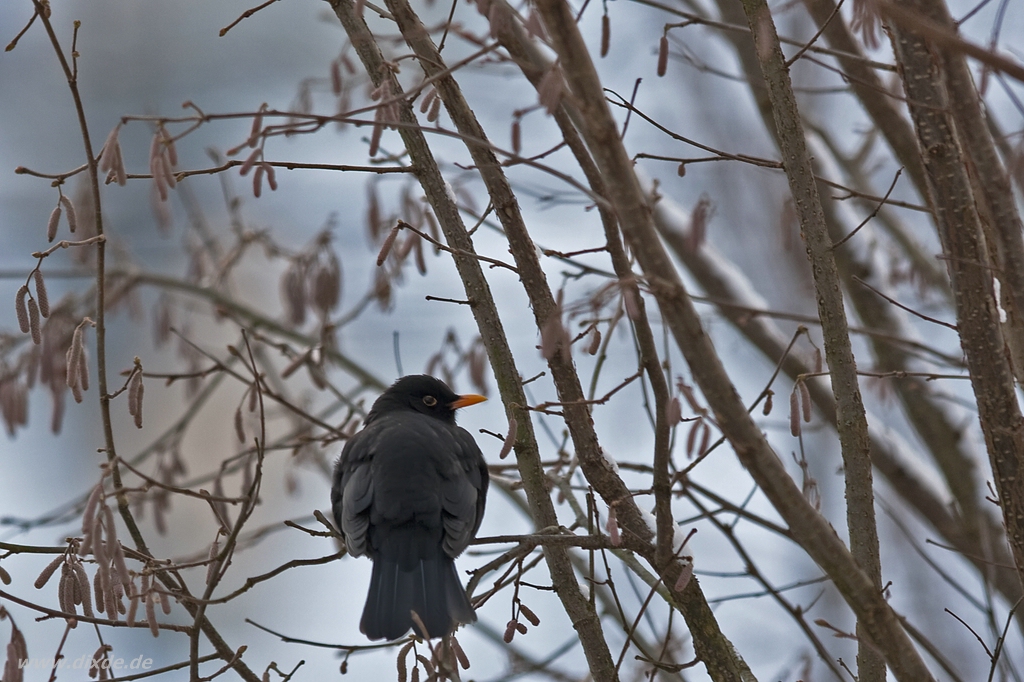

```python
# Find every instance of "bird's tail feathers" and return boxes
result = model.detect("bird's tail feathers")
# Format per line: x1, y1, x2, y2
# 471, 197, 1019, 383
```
360, 553, 475, 641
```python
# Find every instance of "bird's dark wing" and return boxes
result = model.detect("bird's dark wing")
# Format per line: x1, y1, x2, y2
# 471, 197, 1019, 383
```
331, 427, 376, 557
441, 426, 488, 558
332, 413, 486, 561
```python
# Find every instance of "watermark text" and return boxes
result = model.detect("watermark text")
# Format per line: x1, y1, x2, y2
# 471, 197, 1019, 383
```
17, 654, 154, 671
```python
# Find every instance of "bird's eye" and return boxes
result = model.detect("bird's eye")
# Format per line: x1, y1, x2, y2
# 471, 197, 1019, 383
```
422, 395, 438, 407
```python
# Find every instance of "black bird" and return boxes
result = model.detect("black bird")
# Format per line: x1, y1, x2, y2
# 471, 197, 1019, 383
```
331, 375, 488, 640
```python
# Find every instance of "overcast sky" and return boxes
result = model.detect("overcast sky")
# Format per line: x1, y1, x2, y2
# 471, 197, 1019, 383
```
2, 0, 1023, 680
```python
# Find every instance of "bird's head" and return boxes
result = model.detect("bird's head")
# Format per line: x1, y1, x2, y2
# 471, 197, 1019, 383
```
368, 375, 486, 424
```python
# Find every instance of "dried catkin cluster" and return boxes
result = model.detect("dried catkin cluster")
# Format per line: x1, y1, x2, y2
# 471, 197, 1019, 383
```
0, 378, 28, 438
657, 33, 669, 77
536, 64, 564, 115
65, 320, 91, 404
395, 634, 471, 682
279, 232, 342, 327
789, 379, 813, 437
45, 194, 78, 242
502, 602, 540, 643
132, 450, 187, 536
226, 103, 279, 198
127, 366, 144, 429
87, 644, 113, 681
131, 573, 171, 638
367, 182, 443, 310
423, 331, 489, 397
77, 485, 134, 622
232, 382, 261, 446
99, 124, 128, 186
149, 125, 178, 202
1, 606, 28, 682
498, 415, 517, 460
419, 86, 442, 125
4, 292, 89, 436
368, 78, 402, 157
539, 303, 571, 362
237, 147, 277, 198
42, 314, 79, 433
15, 269, 49, 346
45, 482, 171, 639
850, 0, 882, 49
33, 551, 93, 624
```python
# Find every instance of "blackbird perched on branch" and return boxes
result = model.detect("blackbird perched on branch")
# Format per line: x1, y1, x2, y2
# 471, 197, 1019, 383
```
331, 375, 489, 640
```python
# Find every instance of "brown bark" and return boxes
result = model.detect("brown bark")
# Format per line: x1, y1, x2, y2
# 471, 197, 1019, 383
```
709, 0, 1021, 612
801, 0, 929, 198
725, 0, 885, 677
327, 2, 616, 679
888, 0, 1024, 594
531, 1, 934, 679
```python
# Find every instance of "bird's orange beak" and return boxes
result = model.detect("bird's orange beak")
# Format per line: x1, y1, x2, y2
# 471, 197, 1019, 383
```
450, 393, 487, 409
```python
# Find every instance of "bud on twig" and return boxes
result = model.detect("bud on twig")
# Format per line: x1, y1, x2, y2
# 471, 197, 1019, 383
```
27, 298, 41, 345
78, 347, 90, 392
685, 419, 700, 458
601, 14, 610, 57
146, 592, 158, 637
519, 603, 540, 626
34, 555, 63, 590
47, 205, 61, 242
158, 590, 171, 615
99, 125, 127, 186
377, 224, 401, 266
799, 381, 812, 423
511, 119, 521, 155
537, 64, 564, 115
450, 634, 470, 669
73, 561, 93, 618
59, 562, 76, 617
128, 368, 144, 429
789, 387, 800, 437
249, 104, 267, 148
253, 164, 265, 198
239, 148, 260, 176
397, 640, 414, 682
330, 61, 343, 95
419, 87, 436, 114
82, 483, 103, 537
587, 327, 601, 355
427, 95, 441, 123
606, 506, 620, 546
60, 194, 78, 234
311, 246, 341, 314
234, 406, 245, 444
499, 416, 517, 459
206, 536, 221, 586
673, 561, 693, 591
158, 127, 177, 175
622, 285, 642, 321
15, 286, 29, 334
32, 270, 48, 318
540, 308, 570, 361
412, 233, 426, 275
126, 592, 139, 626
368, 118, 383, 157
666, 397, 682, 426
